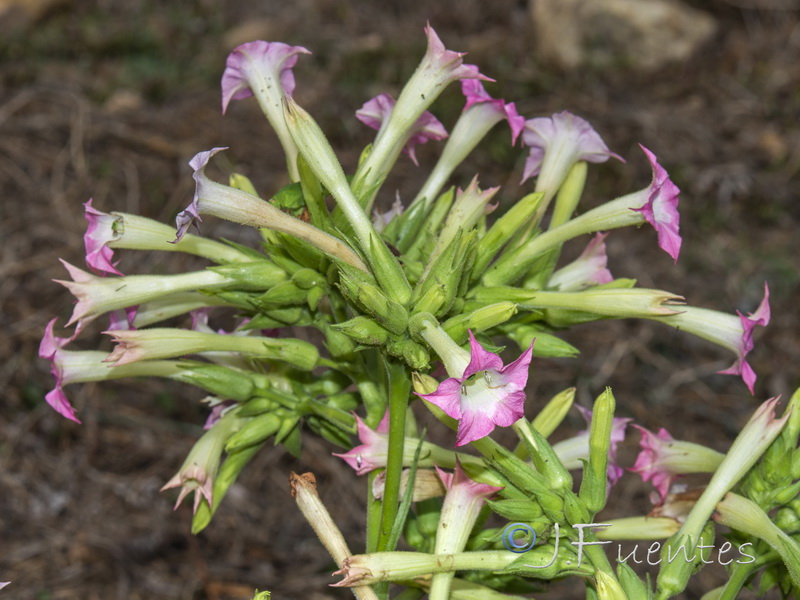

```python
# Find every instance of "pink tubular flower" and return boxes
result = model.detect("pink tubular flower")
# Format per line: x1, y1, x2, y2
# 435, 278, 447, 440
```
650, 283, 770, 393
356, 93, 448, 166
717, 282, 771, 392
461, 79, 525, 145
39, 318, 81, 423
221, 41, 310, 114
552, 405, 631, 487
632, 145, 681, 263
174, 147, 227, 241
549, 233, 614, 291
161, 413, 237, 514
333, 412, 390, 476
417, 331, 534, 446
629, 425, 724, 503
630, 426, 677, 502
83, 199, 123, 276
420, 23, 491, 88
521, 110, 623, 183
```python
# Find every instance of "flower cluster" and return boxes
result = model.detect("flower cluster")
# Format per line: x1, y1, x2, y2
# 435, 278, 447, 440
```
39, 22, 789, 600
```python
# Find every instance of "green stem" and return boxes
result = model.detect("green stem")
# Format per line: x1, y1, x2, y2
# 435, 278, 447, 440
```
717, 553, 771, 600
376, 359, 411, 552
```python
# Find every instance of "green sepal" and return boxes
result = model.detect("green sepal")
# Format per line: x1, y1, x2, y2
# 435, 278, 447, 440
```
386, 198, 429, 247
271, 181, 306, 216
404, 187, 455, 259
617, 561, 652, 600
324, 392, 360, 413
274, 231, 325, 270
261, 244, 304, 274
365, 230, 412, 305
306, 415, 352, 448
307, 286, 325, 310
282, 418, 303, 457
655, 522, 716, 598
218, 237, 267, 261
502, 540, 592, 579
296, 152, 333, 231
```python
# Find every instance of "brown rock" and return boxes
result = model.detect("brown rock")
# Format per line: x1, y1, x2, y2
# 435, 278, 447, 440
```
530, 0, 718, 72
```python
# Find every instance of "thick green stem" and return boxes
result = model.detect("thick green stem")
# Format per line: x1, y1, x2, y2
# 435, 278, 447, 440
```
376, 360, 411, 552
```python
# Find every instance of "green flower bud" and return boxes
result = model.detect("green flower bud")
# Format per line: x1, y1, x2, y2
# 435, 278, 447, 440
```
292, 267, 325, 290
596, 569, 630, 600
513, 419, 572, 492
400, 339, 430, 370
579, 388, 616, 514
531, 388, 575, 439
332, 316, 391, 346
486, 497, 543, 522
238, 396, 280, 418
563, 490, 591, 526
775, 507, 800, 534
441, 302, 518, 344
262, 306, 313, 326
209, 261, 287, 290
655, 522, 716, 598
228, 172, 259, 196
258, 280, 308, 306
225, 412, 283, 452
412, 372, 440, 396
171, 362, 255, 402
501, 323, 580, 358
412, 283, 447, 316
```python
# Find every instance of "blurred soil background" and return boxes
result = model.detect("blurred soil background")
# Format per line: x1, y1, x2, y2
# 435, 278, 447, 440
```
1, 0, 799, 598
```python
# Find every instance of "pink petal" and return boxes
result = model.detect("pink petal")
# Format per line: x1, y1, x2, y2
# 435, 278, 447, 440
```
489, 388, 527, 427
45, 387, 81, 423
496, 338, 534, 389
221, 41, 310, 114
418, 377, 465, 420
462, 330, 504, 377
521, 111, 623, 183
717, 283, 770, 394
633, 145, 682, 263
174, 147, 228, 241
461, 80, 525, 145
456, 406, 498, 446
83, 199, 123, 276
356, 93, 448, 166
